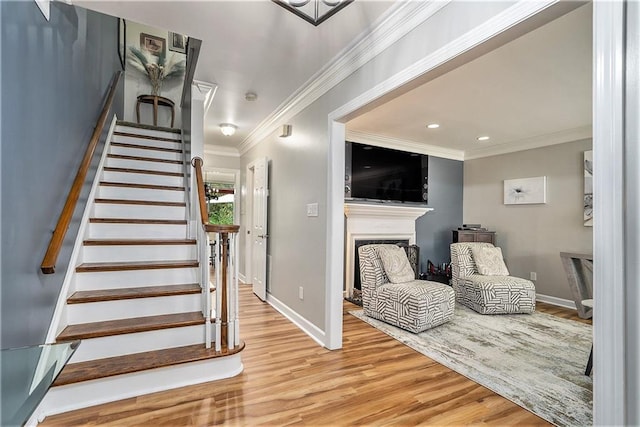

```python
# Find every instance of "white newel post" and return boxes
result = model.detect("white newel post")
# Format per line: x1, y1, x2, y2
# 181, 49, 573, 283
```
189, 81, 217, 239
344, 203, 432, 298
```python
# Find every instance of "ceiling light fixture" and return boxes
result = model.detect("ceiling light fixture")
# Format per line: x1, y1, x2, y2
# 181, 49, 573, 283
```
245, 92, 258, 102
426, 123, 440, 129
220, 123, 237, 136
272, 0, 354, 26
477, 136, 490, 141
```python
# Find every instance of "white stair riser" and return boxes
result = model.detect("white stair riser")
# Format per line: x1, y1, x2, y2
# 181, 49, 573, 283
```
93, 203, 185, 220
89, 223, 187, 239
73, 267, 199, 291
105, 157, 184, 173
98, 186, 185, 203
115, 125, 181, 140
69, 324, 207, 362
38, 355, 242, 419
110, 145, 182, 162
67, 294, 202, 324
82, 244, 196, 263
111, 134, 182, 151
102, 170, 183, 187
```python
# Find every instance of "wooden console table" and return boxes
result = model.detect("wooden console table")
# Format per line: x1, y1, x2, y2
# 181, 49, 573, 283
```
136, 94, 175, 128
560, 252, 593, 319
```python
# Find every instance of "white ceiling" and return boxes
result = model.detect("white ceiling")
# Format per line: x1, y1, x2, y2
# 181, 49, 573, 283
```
347, 3, 593, 160
74, 0, 396, 149
76, 1, 592, 159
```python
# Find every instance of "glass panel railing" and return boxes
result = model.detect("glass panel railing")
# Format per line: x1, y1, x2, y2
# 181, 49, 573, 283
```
1, 341, 79, 426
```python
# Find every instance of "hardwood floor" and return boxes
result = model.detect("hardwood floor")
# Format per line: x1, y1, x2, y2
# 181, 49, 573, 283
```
43, 287, 590, 426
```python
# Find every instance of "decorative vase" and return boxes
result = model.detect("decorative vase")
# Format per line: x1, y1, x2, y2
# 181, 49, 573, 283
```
150, 78, 162, 96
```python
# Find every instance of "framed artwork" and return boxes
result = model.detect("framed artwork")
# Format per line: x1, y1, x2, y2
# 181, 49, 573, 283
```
169, 32, 187, 54
504, 176, 547, 205
584, 150, 593, 226
140, 33, 165, 57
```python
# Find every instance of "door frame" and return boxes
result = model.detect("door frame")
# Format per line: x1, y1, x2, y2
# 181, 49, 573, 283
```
326, 1, 630, 422
244, 163, 255, 285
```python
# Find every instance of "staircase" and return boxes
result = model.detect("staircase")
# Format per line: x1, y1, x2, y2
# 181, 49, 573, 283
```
39, 122, 243, 418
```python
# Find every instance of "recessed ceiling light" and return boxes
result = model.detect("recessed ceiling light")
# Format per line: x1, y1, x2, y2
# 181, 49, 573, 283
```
477, 136, 490, 141
426, 123, 440, 129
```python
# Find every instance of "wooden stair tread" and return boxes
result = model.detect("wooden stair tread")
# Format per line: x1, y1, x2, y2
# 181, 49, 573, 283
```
116, 120, 181, 134
94, 198, 186, 207
89, 218, 187, 224
111, 142, 182, 154
84, 238, 196, 246
100, 181, 184, 191
52, 341, 245, 386
76, 260, 198, 272
103, 166, 183, 177
107, 153, 183, 164
57, 312, 205, 341
67, 284, 202, 303
113, 131, 181, 143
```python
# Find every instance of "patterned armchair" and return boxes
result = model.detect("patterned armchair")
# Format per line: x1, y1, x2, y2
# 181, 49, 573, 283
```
358, 244, 455, 333
450, 242, 536, 314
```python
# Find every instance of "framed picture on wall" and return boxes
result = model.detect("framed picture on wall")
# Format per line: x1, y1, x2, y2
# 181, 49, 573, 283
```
169, 32, 187, 54
140, 33, 165, 57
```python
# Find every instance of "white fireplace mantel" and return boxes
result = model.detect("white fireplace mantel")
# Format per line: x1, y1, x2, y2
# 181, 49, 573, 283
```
344, 203, 433, 296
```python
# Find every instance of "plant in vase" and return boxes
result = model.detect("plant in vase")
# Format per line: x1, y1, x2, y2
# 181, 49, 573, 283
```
127, 46, 186, 96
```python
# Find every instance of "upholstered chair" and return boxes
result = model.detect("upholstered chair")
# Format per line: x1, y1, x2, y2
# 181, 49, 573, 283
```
358, 244, 455, 333
450, 242, 536, 314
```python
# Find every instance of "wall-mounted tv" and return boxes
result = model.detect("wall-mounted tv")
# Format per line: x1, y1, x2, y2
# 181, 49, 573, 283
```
345, 141, 428, 204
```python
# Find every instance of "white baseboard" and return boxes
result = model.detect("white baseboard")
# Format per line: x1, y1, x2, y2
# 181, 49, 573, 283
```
266, 294, 326, 348
536, 293, 577, 310
238, 273, 247, 284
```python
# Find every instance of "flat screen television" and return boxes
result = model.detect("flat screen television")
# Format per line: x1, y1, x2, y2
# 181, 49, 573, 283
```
345, 141, 428, 204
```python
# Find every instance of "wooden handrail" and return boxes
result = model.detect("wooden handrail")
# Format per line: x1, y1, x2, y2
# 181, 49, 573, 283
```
191, 157, 209, 225
41, 71, 123, 274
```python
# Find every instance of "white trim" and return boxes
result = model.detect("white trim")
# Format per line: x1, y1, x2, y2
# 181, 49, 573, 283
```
238, 273, 247, 284
44, 116, 118, 344
535, 294, 576, 310
346, 130, 465, 161
238, 0, 450, 155
464, 125, 593, 160
192, 80, 217, 114
34, 354, 242, 420
204, 144, 240, 158
266, 293, 326, 347
34, 0, 50, 20
593, 2, 626, 424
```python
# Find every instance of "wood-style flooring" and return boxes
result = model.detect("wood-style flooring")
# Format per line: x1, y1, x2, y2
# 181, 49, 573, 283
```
43, 287, 591, 426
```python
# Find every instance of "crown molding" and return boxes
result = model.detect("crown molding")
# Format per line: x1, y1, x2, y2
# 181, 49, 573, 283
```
463, 125, 592, 160
192, 80, 217, 113
346, 130, 465, 161
204, 144, 240, 158
238, 0, 451, 155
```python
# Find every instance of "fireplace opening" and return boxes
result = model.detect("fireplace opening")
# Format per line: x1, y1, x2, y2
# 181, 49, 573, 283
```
353, 239, 409, 290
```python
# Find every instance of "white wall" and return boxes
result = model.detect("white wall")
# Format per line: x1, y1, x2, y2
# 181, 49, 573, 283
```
124, 21, 185, 128
239, 1, 514, 332
463, 139, 593, 302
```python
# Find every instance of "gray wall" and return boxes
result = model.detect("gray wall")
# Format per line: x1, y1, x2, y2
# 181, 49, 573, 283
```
463, 139, 593, 301
417, 156, 463, 272
239, 1, 514, 331
1, 2, 123, 348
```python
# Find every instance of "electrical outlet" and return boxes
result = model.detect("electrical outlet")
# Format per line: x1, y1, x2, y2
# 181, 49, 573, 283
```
299, 286, 304, 300
307, 203, 318, 217
530, 272, 537, 281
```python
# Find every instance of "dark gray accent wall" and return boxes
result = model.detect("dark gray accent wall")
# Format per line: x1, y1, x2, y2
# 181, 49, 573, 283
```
1, 2, 123, 348
416, 156, 463, 272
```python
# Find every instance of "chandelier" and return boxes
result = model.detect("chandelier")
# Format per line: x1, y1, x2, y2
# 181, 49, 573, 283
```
272, 0, 354, 26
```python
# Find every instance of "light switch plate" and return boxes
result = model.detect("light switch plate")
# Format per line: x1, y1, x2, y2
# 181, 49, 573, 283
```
306, 203, 318, 217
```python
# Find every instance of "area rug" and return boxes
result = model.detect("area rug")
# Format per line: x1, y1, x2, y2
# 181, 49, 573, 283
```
350, 305, 592, 426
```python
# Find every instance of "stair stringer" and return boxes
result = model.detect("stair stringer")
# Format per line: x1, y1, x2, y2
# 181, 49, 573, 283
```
44, 115, 118, 344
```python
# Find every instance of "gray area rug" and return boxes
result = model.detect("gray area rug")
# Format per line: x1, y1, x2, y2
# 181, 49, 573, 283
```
350, 305, 592, 426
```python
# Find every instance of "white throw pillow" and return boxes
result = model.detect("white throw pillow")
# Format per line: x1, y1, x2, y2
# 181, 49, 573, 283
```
377, 245, 415, 283
471, 246, 510, 276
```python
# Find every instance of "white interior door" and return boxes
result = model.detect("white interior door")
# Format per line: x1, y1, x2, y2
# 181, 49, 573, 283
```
251, 158, 268, 301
